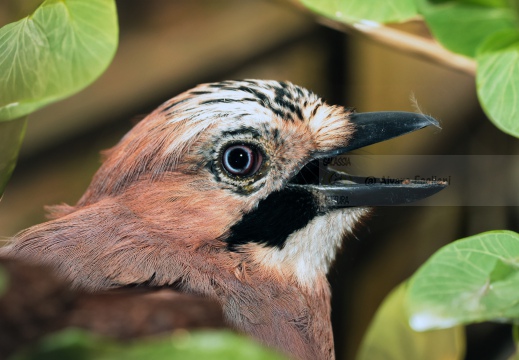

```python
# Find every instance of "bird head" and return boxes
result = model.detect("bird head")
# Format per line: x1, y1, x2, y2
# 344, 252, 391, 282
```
71, 80, 368, 286
6, 80, 444, 359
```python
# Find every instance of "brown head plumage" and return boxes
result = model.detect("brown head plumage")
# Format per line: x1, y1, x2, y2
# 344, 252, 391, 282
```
4, 80, 443, 359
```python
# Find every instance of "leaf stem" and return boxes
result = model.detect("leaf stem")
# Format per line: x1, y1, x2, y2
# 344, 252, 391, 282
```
286, 0, 476, 76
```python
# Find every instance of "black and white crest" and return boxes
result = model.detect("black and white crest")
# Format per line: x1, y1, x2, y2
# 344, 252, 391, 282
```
162, 80, 323, 122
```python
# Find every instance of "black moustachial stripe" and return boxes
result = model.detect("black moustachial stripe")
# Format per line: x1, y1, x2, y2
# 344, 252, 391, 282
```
225, 187, 320, 251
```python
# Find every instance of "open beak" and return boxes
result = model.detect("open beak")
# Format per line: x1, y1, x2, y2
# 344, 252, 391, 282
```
288, 111, 447, 208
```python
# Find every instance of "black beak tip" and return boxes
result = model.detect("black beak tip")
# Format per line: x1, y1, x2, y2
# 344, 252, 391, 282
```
343, 111, 441, 153
349, 110, 440, 126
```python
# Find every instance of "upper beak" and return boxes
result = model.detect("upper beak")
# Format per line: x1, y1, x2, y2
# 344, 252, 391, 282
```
288, 111, 447, 207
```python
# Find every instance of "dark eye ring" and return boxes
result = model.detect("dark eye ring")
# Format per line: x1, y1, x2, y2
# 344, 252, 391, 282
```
221, 144, 263, 177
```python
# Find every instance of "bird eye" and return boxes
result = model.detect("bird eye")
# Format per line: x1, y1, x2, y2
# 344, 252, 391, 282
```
222, 144, 263, 177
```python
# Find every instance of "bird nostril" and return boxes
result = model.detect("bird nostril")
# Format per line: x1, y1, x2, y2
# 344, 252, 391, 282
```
222, 144, 263, 177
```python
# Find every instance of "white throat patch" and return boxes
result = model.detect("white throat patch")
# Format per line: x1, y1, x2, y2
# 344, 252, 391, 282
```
252, 207, 369, 287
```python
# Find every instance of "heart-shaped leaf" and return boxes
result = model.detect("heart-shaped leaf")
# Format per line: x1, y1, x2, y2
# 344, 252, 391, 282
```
407, 230, 519, 331
416, 0, 517, 57
476, 30, 519, 137
0, 117, 27, 194
0, 0, 118, 121
357, 283, 465, 360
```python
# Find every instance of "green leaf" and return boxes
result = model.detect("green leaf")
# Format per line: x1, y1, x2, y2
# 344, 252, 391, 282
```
417, 0, 518, 57
10, 329, 286, 360
299, 0, 418, 24
476, 30, 519, 137
514, 323, 519, 345
511, 325, 519, 360
0, 117, 27, 195
460, 0, 510, 6
406, 230, 519, 331
0, 0, 118, 121
357, 283, 465, 360
0, 265, 9, 298
429, 0, 511, 7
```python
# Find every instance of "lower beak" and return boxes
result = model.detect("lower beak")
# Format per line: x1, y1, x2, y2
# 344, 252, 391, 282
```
288, 111, 447, 207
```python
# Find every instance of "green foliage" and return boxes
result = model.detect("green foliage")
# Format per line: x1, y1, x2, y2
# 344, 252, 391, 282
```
514, 323, 519, 345
10, 329, 286, 360
0, 0, 118, 195
430, 0, 510, 6
416, 0, 516, 57
0, 0, 118, 122
298, 0, 519, 137
406, 230, 519, 331
0, 117, 27, 193
359, 231, 519, 356
300, 0, 417, 23
0, 265, 9, 297
356, 283, 465, 360
476, 30, 519, 136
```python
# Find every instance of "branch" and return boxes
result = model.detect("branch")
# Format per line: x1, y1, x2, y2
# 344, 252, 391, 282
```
286, 0, 476, 76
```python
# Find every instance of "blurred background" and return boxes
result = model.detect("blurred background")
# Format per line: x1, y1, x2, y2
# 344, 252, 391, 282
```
1, 0, 518, 359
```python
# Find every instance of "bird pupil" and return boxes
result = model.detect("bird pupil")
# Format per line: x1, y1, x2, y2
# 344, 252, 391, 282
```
229, 148, 249, 170
221, 143, 262, 177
